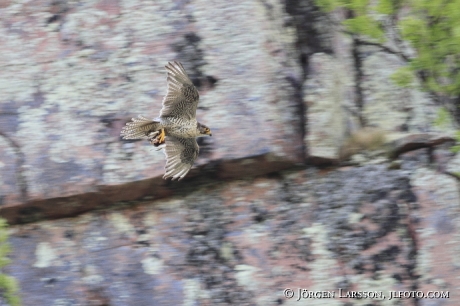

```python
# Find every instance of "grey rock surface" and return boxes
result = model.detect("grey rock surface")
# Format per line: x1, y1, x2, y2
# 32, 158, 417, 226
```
6, 164, 458, 305
0, 0, 303, 220
0, 0, 459, 305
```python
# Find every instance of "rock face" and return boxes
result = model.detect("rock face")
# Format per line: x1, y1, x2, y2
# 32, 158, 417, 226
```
0, 0, 303, 221
6, 164, 459, 305
0, 0, 459, 305
304, 53, 349, 164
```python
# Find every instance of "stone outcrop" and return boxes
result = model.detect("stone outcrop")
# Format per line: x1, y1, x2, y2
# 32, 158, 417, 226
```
0, 0, 303, 222
6, 163, 459, 305
0, 0, 459, 305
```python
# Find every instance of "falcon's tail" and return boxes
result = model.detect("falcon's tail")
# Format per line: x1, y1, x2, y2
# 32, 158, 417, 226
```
120, 115, 161, 140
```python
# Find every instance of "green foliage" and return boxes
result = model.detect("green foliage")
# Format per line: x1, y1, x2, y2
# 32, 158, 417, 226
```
399, 0, 460, 95
375, 0, 396, 14
314, 0, 460, 97
315, 0, 460, 152
432, 108, 460, 153
315, 0, 343, 12
0, 219, 21, 306
451, 130, 460, 153
315, 0, 388, 39
433, 107, 451, 127
343, 15, 385, 40
390, 67, 414, 87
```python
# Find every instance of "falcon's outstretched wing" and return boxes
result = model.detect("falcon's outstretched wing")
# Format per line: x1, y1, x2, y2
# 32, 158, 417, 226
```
163, 136, 199, 181
160, 61, 199, 120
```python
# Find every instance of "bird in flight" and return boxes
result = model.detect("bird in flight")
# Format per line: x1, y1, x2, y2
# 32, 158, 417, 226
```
120, 61, 212, 180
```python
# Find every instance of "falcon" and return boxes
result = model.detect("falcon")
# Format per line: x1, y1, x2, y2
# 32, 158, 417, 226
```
120, 61, 212, 180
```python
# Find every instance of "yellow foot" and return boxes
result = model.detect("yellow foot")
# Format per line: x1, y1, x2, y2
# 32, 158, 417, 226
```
158, 128, 165, 143
149, 129, 166, 147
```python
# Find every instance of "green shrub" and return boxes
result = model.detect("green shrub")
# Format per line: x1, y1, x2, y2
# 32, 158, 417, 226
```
314, 0, 460, 97
0, 218, 21, 306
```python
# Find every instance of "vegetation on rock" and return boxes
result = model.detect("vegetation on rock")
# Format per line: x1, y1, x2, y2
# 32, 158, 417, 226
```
0, 218, 20, 306
315, 0, 460, 122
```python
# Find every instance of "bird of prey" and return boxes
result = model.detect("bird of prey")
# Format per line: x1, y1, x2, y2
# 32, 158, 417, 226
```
120, 61, 212, 180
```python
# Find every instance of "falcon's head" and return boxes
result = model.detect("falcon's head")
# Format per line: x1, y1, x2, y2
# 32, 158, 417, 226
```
197, 123, 212, 137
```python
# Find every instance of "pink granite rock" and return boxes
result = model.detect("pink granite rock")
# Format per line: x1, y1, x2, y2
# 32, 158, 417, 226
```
0, 0, 303, 222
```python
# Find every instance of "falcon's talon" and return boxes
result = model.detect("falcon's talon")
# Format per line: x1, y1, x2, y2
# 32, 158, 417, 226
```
158, 128, 166, 143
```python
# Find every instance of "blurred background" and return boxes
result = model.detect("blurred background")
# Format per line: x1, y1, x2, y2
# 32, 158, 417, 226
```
0, 0, 459, 305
